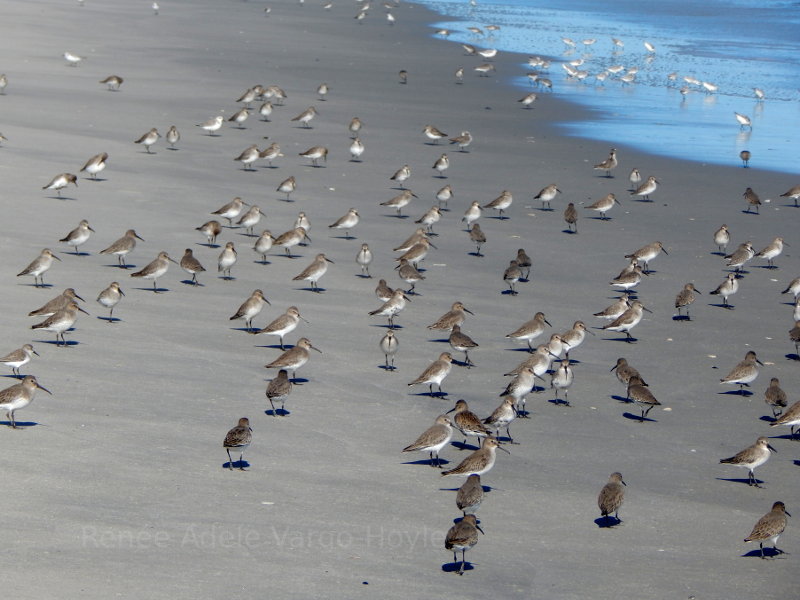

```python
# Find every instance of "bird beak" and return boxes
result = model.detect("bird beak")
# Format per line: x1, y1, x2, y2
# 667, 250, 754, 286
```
496, 444, 511, 454
614, 198, 622, 205
168, 256, 179, 264
325, 257, 334, 263
264, 297, 272, 306
33, 350, 40, 357
661, 247, 669, 255
77, 306, 90, 315
427, 241, 438, 250
135, 234, 145, 241
610, 364, 618, 372
53, 254, 62, 261
475, 524, 485, 535
621, 480, 627, 486
299, 315, 309, 323
446, 407, 455, 414
548, 351, 560, 360
119, 289, 125, 296
310, 345, 322, 353
768, 444, 777, 453
585, 328, 596, 336
544, 319, 552, 327
642, 306, 653, 313
756, 358, 764, 366
74, 293, 86, 302
88, 226, 96, 232
694, 289, 702, 294
36, 382, 52, 395
463, 307, 474, 315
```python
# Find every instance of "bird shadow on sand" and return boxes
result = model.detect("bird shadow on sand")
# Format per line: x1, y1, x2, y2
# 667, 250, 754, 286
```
794, 460, 800, 467
716, 477, 764, 487
371, 323, 404, 330
0, 420, 38, 428
441, 561, 475, 574
255, 343, 295, 350
718, 389, 753, 397
96, 316, 121, 323
47, 195, 77, 201
103, 263, 137, 269
377, 364, 397, 372
758, 415, 777, 423
769, 433, 799, 442
500, 289, 519, 296
611, 395, 631, 404
36, 339, 79, 347
180, 280, 205, 287
279, 252, 302, 259
594, 516, 622, 528
1, 374, 25, 379
354, 273, 371, 279
384, 214, 409, 219
411, 391, 448, 399
452, 358, 474, 369
197, 242, 221, 249
133, 286, 171, 293
603, 335, 639, 343
708, 303, 735, 310
296, 287, 326, 293
428, 338, 450, 343
19, 283, 53, 289
439, 483, 494, 494
85, 177, 108, 182
622, 412, 656, 423
230, 327, 257, 333
289, 377, 308, 385
505, 346, 536, 353
562, 228, 578, 235
450, 440, 481, 451
785, 353, 800, 361
219, 276, 236, 282
467, 251, 484, 257
254, 259, 272, 266
741, 548, 787, 559
402, 458, 451, 467
62, 250, 91, 257
672, 315, 692, 322
222, 460, 250, 471
265, 408, 290, 417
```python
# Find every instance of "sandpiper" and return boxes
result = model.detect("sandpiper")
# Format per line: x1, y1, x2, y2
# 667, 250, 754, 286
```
396, 259, 424, 295
18, 249, 60, 287
561, 321, 594, 359
610, 264, 646, 293
389, 164, 411, 188
743, 187, 762, 214
628, 168, 641, 190
484, 397, 517, 443
469, 224, 486, 257
31, 300, 88, 346
601, 300, 651, 342
428, 302, 473, 331
0, 344, 39, 378
134, 128, 160, 153
381, 190, 417, 217
273, 227, 310, 257
515, 249, 532, 280
563, 202, 578, 232
178, 248, 205, 285
329, 208, 360, 239
356, 243, 372, 277
518, 92, 537, 108
230, 290, 270, 331
237, 206, 262, 236
408, 352, 453, 397
437, 185, 454, 209
264, 337, 321, 381
720, 437, 776, 487
415, 206, 442, 235
675, 283, 701, 319
234, 144, 259, 170
720, 350, 763, 392
212, 197, 248, 227
0, 375, 51, 428
585, 193, 621, 220
503, 260, 523, 295
166, 125, 180, 149
277, 176, 297, 201
744, 502, 790, 559
349, 137, 365, 161
625, 241, 667, 273
196, 221, 221, 246
484, 190, 513, 219
442, 437, 508, 477
506, 312, 551, 351
445, 514, 484, 576
266, 369, 292, 416
369, 289, 410, 328
593, 148, 618, 177
253, 230, 274, 263
80, 152, 108, 179
432, 154, 449, 178
130, 251, 177, 291
28, 288, 84, 317
348, 117, 362, 137
594, 293, 631, 321
380, 330, 398, 370
713, 224, 730, 253
449, 131, 473, 152
734, 111, 752, 130
764, 377, 788, 417
217, 242, 237, 279
447, 399, 491, 447
42, 173, 78, 197
710, 273, 739, 308
259, 142, 283, 166
228, 108, 250, 129
299, 145, 328, 167
402, 415, 453, 467
396, 238, 434, 267
292, 253, 333, 292
223, 418, 252, 470
423, 125, 447, 144
598, 472, 626, 525
59, 220, 95, 254
779, 184, 800, 207
756, 237, 785, 268
631, 175, 659, 201
456, 475, 483, 515
534, 183, 561, 210
291, 106, 317, 128
627, 375, 661, 421
449, 325, 478, 367
462, 201, 482, 228
96, 282, 124, 320
770, 400, 800, 439
197, 115, 223, 135
254, 306, 306, 349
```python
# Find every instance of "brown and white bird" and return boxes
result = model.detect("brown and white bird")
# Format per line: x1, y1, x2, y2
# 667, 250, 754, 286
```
230, 289, 270, 331
211, 197, 248, 227
402, 415, 453, 468
195, 221, 221, 246
0, 375, 51, 428
449, 131, 473, 152
130, 251, 178, 292
0, 344, 39, 378
444, 514, 484, 575
598, 472, 626, 525
432, 153, 449, 177
674, 283, 701, 319
328, 208, 360, 239
764, 377, 788, 418
533, 183, 561, 210
254, 306, 307, 350
227, 108, 250, 129
298, 145, 328, 167
42, 173, 78, 197
96, 282, 124, 321
593, 148, 618, 177
266, 369, 293, 416
423, 125, 447, 144
223, 418, 252, 470
292, 253, 334, 292
264, 337, 321, 381
234, 144, 260, 170
59, 219, 95, 254
99, 75, 123, 91
744, 502, 790, 559
18, 249, 60, 287
407, 352, 453, 397
80, 152, 108, 179
179, 249, 206, 285
743, 187, 762, 214
720, 437, 776, 488
291, 106, 317, 128
134, 128, 160, 153
100, 230, 144, 267
166, 125, 180, 149
484, 190, 513, 219
719, 350, 763, 392
217, 242, 237, 279
563, 202, 578, 232
31, 300, 89, 346
585, 193, 621, 220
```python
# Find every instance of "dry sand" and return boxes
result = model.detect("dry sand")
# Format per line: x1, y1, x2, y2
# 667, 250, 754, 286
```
1, 0, 798, 598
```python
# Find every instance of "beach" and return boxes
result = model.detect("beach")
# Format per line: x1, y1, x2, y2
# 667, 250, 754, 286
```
1, 1, 798, 598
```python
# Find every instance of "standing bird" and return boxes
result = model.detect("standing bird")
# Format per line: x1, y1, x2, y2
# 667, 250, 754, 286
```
380, 329, 399, 370
770, 400, 800, 439
432, 153, 450, 177
228, 108, 250, 129
674, 283, 701, 319
428, 302, 473, 331
237, 205, 263, 236
396, 259, 425, 295
445, 514, 484, 576
134, 128, 160, 153
253, 230, 275, 263
593, 148, 618, 177
0, 344, 39, 378
0, 375, 51, 428
630, 175, 659, 201
550, 360, 574, 405
585, 193, 621, 220
211, 197, 248, 227
506, 312, 551, 352
42, 173, 78, 197
59, 219, 95, 254
423, 125, 447, 144
292, 253, 334, 292
744, 502, 790, 559
96, 282, 124, 321
273, 227, 310, 257
739, 150, 751, 168
18, 249, 60, 287
756, 237, 785, 268
415, 206, 442, 235
197, 115, 224, 135
254, 306, 307, 350
217, 242, 237, 280
31, 300, 89, 346
234, 144, 260, 170
720, 350, 763, 393
436, 184, 454, 209
291, 106, 317, 128
196, 221, 222, 246
779, 184, 800, 207
130, 251, 178, 292
369, 289, 410, 329
534, 183, 561, 210
277, 176, 297, 201
790, 320, 800, 357
563, 202, 578, 232
349, 137, 365, 161
80, 152, 108, 179
469, 224, 486, 257
627, 375, 661, 421
179, 248, 206, 285
483, 397, 517, 443
743, 187, 762, 214
407, 352, 453, 397
259, 142, 283, 167
298, 145, 328, 167
503, 260, 523, 295
625, 241, 668, 273
449, 131, 473, 152
500, 365, 538, 417
764, 377, 787, 418
389, 164, 411, 189
456, 475, 484, 516
713, 224, 730, 254
442, 437, 509, 477
264, 337, 322, 382
484, 190, 513, 219
735, 112, 752, 130
720, 437, 776, 488
709, 273, 739, 308
100, 229, 144, 267
381, 190, 416, 217
348, 117, 362, 138
449, 325, 478, 367
223, 418, 252, 470
356, 243, 373, 277
328, 208, 360, 239
597, 472, 626, 525
229, 289, 270, 331
402, 415, 453, 468
628, 168, 642, 191
166, 125, 180, 149
266, 370, 292, 416
601, 300, 651, 342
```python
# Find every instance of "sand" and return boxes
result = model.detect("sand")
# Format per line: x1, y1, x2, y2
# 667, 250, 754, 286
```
1, 0, 797, 598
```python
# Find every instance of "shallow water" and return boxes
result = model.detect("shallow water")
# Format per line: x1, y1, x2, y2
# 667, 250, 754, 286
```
414, 0, 800, 174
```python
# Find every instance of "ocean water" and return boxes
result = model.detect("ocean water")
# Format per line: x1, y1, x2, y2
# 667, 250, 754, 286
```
413, 0, 800, 175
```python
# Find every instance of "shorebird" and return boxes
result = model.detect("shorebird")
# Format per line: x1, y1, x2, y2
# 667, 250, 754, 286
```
223, 418, 252, 470
59, 219, 95, 254
514, 248, 532, 280
396, 237, 435, 267
236, 87, 257, 107
598, 472, 626, 525
328, 208, 360, 239
720, 437, 776, 487
259, 142, 283, 166
349, 137, 365, 161
396, 258, 424, 294
533, 183, 561, 210
259, 101, 273, 121
713, 224, 730, 254
561, 202, 578, 233
211, 197, 248, 227
273, 227, 310, 257
369, 289, 410, 328
17, 249, 60, 287
428, 302, 473, 331
42, 173, 78, 197
449, 325, 478, 367
609, 264, 646, 293
99, 230, 144, 267
594, 148, 618, 177
445, 514, 484, 576
561, 321, 593, 359
379, 329, 398, 370
408, 352, 453, 397
266, 369, 292, 416
468, 224, 486, 257
483, 397, 517, 443
518, 92, 537, 108
0, 376, 51, 428
196, 221, 221, 246
415, 206, 442, 234
389, 164, 411, 188
291, 106, 317, 128
740, 150, 751, 168
236, 206, 262, 236
594, 294, 631, 321
631, 175, 659, 201
447, 399, 491, 447
743, 187, 762, 214
710, 273, 739, 308
503, 260, 523, 295
230, 289, 270, 331
625, 241, 667, 273
720, 350, 763, 392
166, 126, 180, 149
602, 300, 651, 342
432, 154, 449, 177
0, 344, 39, 378
356, 243, 372, 277
402, 415, 453, 467
31, 300, 88, 346
348, 117, 362, 137
744, 502, 790, 559
725, 241, 755, 273
381, 190, 416, 217
610, 358, 646, 393
442, 437, 508, 477
674, 283, 701, 319
506, 312, 551, 351
299, 145, 328, 167
134, 128, 160, 152
130, 251, 177, 291
96, 282, 124, 320
770, 399, 800, 439
585, 193, 621, 220
790, 321, 800, 357
254, 306, 306, 349
228, 108, 250, 129
234, 145, 260, 170
781, 277, 800, 298
80, 152, 108, 179
628, 168, 641, 190
178, 248, 205, 285
264, 337, 321, 381
449, 131, 473, 152
393, 228, 429, 253
423, 125, 447, 144
735, 112, 752, 130
462, 201, 483, 228
197, 115, 223, 135
456, 475, 484, 516
277, 176, 297, 201
756, 237, 785, 268
764, 377, 787, 418
484, 190, 513, 219
217, 242, 237, 279
63, 51, 84, 66
292, 253, 333, 292
779, 184, 800, 207
627, 375, 661, 421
